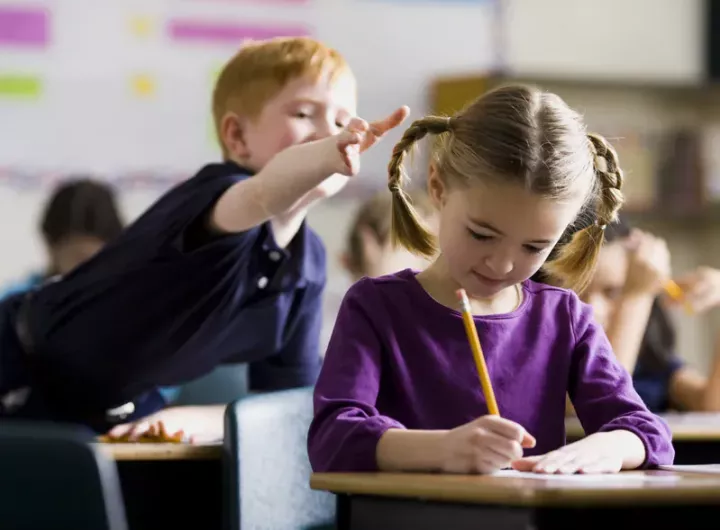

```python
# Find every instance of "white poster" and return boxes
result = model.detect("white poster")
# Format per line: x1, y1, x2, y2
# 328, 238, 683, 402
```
0, 0, 499, 191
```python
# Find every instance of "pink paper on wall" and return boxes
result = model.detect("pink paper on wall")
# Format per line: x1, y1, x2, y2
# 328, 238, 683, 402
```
187, 0, 308, 3
0, 6, 49, 48
168, 19, 309, 45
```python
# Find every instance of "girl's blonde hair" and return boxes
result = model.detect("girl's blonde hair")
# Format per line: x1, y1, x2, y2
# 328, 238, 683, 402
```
345, 190, 433, 278
387, 84, 624, 293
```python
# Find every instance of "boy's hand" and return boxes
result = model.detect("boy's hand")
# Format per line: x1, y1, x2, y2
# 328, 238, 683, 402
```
439, 415, 536, 474
333, 106, 410, 176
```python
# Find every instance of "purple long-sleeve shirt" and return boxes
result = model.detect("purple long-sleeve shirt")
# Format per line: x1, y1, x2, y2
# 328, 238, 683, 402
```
308, 269, 674, 472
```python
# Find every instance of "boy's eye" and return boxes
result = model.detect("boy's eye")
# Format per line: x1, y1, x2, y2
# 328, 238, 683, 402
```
294, 110, 311, 118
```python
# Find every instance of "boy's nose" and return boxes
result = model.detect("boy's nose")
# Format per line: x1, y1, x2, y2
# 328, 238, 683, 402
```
313, 119, 339, 140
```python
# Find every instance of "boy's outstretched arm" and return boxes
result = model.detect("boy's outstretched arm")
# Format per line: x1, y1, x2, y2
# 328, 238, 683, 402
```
211, 107, 409, 247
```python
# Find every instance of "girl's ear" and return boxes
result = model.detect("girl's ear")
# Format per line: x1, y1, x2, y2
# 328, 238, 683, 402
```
427, 162, 447, 209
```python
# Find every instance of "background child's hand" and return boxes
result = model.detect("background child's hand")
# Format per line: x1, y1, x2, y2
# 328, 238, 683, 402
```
332, 106, 410, 176
674, 266, 720, 314
511, 432, 623, 474
105, 406, 223, 444
439, 416, 536, 474
622, 229, 670, 296
106, 408, 187, 442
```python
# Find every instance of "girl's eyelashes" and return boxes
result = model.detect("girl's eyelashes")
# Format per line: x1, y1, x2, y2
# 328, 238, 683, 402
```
523, 245, 545, 255
467, 228, 492, 241
467, 227, 547, 254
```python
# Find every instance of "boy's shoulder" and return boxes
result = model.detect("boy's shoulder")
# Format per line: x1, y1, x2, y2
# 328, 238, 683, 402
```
183, 160, 253, 189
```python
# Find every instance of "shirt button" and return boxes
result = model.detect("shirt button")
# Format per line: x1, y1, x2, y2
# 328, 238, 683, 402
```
269, 251, 281, 262
257, 276, 269, 289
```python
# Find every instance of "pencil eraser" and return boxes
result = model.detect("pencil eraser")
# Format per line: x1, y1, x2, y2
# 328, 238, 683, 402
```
456, 289, 471, 306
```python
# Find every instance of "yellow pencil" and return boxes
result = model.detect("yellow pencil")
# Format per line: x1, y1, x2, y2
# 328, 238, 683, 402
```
456, 288, 500, 416
664, 280, 694, 315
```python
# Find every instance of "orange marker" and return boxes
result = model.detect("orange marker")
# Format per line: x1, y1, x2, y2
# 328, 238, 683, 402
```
457, 289, 500, 416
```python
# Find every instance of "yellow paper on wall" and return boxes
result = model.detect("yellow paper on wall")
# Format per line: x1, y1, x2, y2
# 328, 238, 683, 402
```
129, 15, 153, 38
131, 74, 155, 97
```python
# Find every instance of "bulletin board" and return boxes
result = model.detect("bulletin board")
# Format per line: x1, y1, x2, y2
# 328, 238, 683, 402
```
0, 0, 500, 192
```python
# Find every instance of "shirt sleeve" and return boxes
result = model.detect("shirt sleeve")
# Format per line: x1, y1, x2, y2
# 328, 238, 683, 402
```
246, 282, 324, 391
133, 166, 258, 254
307, 280, 406, 473
567, 294, 675, 468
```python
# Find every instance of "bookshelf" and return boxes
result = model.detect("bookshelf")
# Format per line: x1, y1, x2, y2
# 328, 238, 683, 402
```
430, 74, 720, 225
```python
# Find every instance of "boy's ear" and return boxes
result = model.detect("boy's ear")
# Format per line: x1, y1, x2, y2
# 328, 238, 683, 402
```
220, 112, 250, 159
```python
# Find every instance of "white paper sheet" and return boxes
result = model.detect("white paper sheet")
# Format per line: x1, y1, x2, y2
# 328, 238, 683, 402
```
659, 464, 720, 475
492, 470, 680, 483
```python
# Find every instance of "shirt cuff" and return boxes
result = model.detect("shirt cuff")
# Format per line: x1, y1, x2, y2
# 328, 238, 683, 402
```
324, 415, 406, 472
598, 417, 674, 469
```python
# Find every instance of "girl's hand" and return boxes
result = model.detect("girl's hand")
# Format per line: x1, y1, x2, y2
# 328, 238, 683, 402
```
439, 416, 536, 474
674, 266, 720, 314
331, 106, 410, 176
622, 230, 671, 296
512, 431, 635, 474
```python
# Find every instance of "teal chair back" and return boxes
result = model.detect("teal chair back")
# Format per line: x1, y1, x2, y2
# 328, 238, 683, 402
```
174, 364, 249, 405
0, 421, 128, 530
224, 387, 335, 530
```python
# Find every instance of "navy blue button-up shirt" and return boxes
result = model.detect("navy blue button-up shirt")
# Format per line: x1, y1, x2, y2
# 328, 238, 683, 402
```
24, 161, 326, 413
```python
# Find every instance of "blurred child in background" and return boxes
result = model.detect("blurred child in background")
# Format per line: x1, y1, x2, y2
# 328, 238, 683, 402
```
583, 219, 720, 412
0, 178, 124, 299
342, 190, 436, 282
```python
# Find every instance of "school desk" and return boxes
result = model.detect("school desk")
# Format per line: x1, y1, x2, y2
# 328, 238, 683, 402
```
97, 442, 225, 530
311, 471, 720, 530
566, 412, 720, 464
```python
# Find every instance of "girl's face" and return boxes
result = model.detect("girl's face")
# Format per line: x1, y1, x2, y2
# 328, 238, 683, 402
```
582, 241, 628, 328
428, 167, 584, 299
